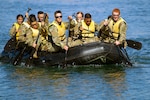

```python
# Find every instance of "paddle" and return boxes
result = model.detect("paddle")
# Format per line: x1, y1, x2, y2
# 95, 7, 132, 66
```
4, 35, 17, 52
13, 43, 27, 66
117, 46, 132, 66
24, 8, 31, 21
64, 19, 71, 67
66, 20, 71, 46
126, 39, 142, 50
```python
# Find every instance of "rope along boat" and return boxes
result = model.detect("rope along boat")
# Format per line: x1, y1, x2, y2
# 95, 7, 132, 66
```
0, 40, 132, 67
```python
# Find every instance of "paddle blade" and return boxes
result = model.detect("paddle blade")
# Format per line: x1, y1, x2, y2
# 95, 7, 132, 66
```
4, 37, 17, 52
126, 40, 142, 50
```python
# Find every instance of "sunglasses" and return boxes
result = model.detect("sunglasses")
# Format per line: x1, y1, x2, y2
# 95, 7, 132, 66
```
31, 22, 38, 27
55, 16, 62, 18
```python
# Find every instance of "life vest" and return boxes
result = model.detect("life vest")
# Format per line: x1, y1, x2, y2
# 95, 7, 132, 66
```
51, 21, 66, 41
108, 17, 126, 40
31, 28, 39, 40
81, 20, 95, 38
14, 23, 20, 40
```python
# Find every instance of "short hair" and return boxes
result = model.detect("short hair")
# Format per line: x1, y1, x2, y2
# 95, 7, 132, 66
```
76, 11, 84, 17
84, 13, 91, 18
37, 11, 44, 15
29, 14, 37, 23
54, 10, 62, 17
16, 14, 24, 19
112, 8, 120, 15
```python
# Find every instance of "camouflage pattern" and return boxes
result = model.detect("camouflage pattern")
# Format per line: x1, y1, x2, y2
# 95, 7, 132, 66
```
49, 21, 82, 50
79, 21, 100, 44
98, 20, 110, 42
38, 35, 60, 52
69, 19, 82, 39
9, 23, 17, 37
99, 17, 127, 45
48, 21, 79, 48
17, 22, 30, 42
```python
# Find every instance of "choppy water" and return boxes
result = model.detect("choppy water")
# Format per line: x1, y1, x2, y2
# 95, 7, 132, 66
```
0, 0, 150, 100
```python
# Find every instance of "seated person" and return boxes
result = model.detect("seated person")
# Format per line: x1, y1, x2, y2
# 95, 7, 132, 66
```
48, 10, 83, 52
9, 14, 24, 40
78, 13, 99, 43
69, 11, 84, 40
98, 8, 127, 47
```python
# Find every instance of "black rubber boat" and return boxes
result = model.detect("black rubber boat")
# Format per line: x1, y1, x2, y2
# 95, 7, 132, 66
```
0, 41, 132, 67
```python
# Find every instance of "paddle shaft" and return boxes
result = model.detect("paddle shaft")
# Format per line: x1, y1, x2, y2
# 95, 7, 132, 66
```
24, 8, 31, 21
117, 46, 132, 66
13, 46, 26, 66
66, 20, 71, 46
64, 20, 71, 67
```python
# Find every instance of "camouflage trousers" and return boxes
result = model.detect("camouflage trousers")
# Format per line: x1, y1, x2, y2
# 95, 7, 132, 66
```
82, 36, 100, 44
101, 37, 127, 48
68, 39, 83, 47
40, 40, 59, 52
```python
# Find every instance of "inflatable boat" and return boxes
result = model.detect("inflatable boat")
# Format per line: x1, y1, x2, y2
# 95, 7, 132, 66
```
0, 40, 132, 67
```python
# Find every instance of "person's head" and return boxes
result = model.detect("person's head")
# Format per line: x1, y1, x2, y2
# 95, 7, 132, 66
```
84, 13, 92, 26
54, 10, 62, 23
37, 11, 44, 22
112, 8, 120, 22
76, 11, 84, 22
29, 14, 38, 29
16, 14, 24, 25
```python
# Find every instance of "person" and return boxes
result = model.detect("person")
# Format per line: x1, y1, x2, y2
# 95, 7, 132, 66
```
79, 13, 99, 43
48, 10, 69, 51
48, 10, 82, 52
99, 8, 127, 47
9, 14, 24, 40
37, 11, 50, 43
15, 14, 42, 58
37, 11, 50, 26
25, 14, 55, 58
69, 11, 84, 39
98, 15, 112, 41
37, 11, 45, 22
17, 14, 33, 43
13, 13, 56, 59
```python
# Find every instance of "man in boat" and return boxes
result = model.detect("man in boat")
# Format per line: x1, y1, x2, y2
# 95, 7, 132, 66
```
36, 11, 56, 53
98, 8, 127, 47
48, 10, 82, 52
37, 11, 50, 30
68, 11, 84, 40
78, 13, 99, 43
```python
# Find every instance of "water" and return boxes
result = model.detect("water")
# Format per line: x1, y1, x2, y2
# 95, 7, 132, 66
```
0, 0, 150, 100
